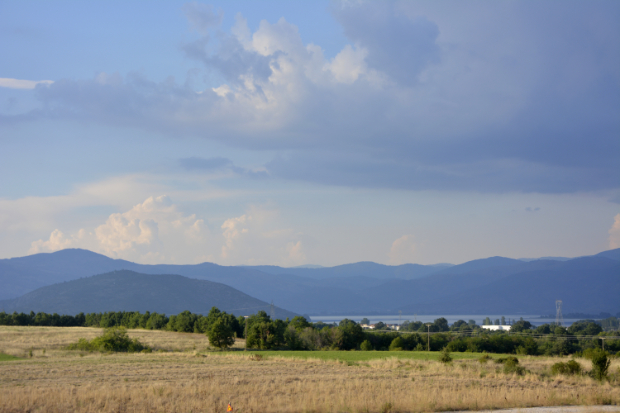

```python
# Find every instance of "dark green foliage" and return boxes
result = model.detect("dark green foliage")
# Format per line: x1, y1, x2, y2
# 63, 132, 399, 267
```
511, 320, 532, 333
389, 337, 404, 351
360, 339, 373, 351
67, 327, 150, 353
400, 320, 423, 332
439, 348, 452, 363
207, 319, 235, 349
551, 360, 582, 376
535, 324, 552, 334
450, 320, 467, 331
288, 316, 311, 331
245, 312, 287, 350
360, 318, 370, 325
590, 350, 611, 381
567, 320, 603, 335
337, 319, 365, 350
516, 338, 538, 355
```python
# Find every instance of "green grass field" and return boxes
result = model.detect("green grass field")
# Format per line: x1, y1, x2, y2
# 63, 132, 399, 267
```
236, 350, 504, 362
0, 352, 20, 361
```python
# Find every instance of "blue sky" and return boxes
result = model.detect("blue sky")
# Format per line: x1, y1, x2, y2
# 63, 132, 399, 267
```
1, 0, 619, 266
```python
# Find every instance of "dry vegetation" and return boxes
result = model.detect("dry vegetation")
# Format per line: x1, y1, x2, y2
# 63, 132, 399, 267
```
1, 326, 619, 413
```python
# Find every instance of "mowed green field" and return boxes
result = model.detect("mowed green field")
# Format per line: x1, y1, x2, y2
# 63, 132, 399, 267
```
238, 350, 504, 362
0, 352, 21, 361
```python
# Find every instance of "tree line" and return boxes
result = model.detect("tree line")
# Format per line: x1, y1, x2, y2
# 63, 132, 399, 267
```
1, 310, 618, 354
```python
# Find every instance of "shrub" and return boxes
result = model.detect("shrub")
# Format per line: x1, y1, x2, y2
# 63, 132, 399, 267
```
551, 360, 582, 376
440, 348, 452, 363
502, 357, 525, 376
360, 339, 373, 351
591, 350, 611, 381
495, 356, 519, 365
67, 327, 150, 353
478, 353, 492, 364
389, 337, 404, 351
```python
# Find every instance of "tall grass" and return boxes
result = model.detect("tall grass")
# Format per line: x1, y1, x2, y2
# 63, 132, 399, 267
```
0, 326, 618, 413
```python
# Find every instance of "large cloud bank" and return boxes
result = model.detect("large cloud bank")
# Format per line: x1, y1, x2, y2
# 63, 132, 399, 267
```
8, 1, 620, 195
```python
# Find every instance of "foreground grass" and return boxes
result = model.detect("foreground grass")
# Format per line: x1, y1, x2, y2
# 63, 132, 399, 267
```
0, 352, 20, 361
240, 349, 501, 362
0, 326, 619, 413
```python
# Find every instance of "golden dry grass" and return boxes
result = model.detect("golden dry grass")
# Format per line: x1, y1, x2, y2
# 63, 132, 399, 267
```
1, 326, 619, 413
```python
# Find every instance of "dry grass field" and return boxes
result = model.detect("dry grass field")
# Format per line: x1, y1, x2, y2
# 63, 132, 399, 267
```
1, 326, 619, 413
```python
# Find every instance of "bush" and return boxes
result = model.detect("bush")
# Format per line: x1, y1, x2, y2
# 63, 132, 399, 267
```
502, 357, 525, 376
360, 339, 373, 351
495, 356, 519, 365
67, 327, 150, 353
478, 353, 492, 363
389, 337, 404, 351
551, 360, 582, 376
591, 350, 611, 381
439, 348, 452, 363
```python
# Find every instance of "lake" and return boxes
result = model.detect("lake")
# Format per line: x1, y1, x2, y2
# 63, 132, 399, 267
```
308, 314, 583, 327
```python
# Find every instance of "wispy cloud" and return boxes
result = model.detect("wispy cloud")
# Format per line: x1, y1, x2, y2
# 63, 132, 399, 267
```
0, 78, 53, 89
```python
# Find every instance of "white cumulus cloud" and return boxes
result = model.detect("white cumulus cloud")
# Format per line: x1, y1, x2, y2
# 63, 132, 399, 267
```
29, 196, 210, 264
388, 234, 416, 265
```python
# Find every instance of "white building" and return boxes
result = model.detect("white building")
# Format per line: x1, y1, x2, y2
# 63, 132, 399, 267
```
481, 325, 511, 331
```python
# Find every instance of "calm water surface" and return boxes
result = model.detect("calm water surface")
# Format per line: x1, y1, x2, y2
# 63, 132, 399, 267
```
309, 314, 581, 327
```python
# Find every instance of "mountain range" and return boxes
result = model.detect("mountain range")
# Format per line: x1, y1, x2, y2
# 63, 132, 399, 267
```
1, 248, 618, 316
0, 270, 297, 319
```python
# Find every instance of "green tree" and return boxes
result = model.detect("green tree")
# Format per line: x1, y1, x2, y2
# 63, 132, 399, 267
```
360, 318, 370, 325
439, 347, 452, 363
337, 319, 364, 350
389, 337, 404, 351
360, 339, 373, 351
433, 317, 449, 331
289, 316, 311, 331
208, 319, 235, 350
374, 321, 386, 330
511, 320, 532, 333
591, 350, 611, 381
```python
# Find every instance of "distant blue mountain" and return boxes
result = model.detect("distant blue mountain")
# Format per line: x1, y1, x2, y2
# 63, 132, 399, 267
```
1, 248, 618, 316
0, 270, 297, 319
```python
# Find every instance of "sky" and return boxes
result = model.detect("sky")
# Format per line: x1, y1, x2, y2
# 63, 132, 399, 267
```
1, 0, 619, 267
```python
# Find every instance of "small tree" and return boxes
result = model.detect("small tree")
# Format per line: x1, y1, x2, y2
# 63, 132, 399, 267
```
591, 350, 611, 381
360, 339, 373, 351
389, 337, 404, 351
208, 319, 235, 350
439, 347, 452, 363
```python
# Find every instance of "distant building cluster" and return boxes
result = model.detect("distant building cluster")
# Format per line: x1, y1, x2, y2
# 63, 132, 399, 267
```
481, 325, 512, 331
361, 323, 401, 331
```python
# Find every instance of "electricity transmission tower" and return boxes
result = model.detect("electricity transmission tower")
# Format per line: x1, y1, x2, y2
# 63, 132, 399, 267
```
270, 300, 275, 320
555, 300, 564, 327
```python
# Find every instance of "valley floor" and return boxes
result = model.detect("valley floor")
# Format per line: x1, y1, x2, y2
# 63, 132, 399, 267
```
0, 326, 619, 413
